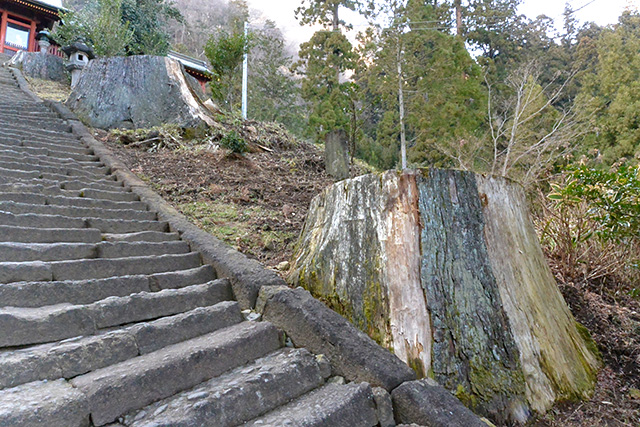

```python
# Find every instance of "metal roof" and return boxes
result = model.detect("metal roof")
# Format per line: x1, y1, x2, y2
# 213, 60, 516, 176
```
168, 51, 212, 77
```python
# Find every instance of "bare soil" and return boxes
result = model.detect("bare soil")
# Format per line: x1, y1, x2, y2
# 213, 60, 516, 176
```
99, 127, 334, 269
101, 128, 640, 426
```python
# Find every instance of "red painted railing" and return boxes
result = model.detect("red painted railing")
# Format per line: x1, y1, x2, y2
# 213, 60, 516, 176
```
34, 42, 64, 58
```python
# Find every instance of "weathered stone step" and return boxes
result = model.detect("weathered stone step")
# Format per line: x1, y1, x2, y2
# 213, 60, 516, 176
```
0, 265, 216, 308
0, 142, 99, 162
49, 252, 202, 281
0, 209, 86, 229
126, 348, 330, 427
0, 117, 71, 133
0, 147, 106, 169
0, 175, 121, 194
86, 218, 168, 234
0, 185, 135, 203
0, 252, 200, 283
0, 242, 97, 262
71, 321, 282, 426
0, 224, 101, 244
103, 231, 181, 242
245, 383, 378, 427
0, 201, 154, 221
0, 279, 232, 346
0, 136, 90, 153
0, 159, 109, 180
0, 379, 90, 427
0, 108, 59, 119
0, 167, 117, 187
0, 241, 189, 262
47, 193, 145, 211
0, 301, 242, 390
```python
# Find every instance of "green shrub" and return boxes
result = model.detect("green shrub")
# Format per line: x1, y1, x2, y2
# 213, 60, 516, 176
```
548, 165, 640, 242
538, 164, 640, 285
220, 131, 247, 153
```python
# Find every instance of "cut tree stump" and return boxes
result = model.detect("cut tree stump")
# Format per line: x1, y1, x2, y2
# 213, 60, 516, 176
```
65, 55, 217, 130
290, 169, 601, 425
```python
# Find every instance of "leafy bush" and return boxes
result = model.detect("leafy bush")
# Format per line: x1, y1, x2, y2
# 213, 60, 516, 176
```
538, 164, 640, 288
219, 131, 247, 153
548, 165, 640, 241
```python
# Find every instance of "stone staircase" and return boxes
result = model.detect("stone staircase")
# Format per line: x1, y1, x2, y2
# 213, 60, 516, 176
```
0, 64, 382, 426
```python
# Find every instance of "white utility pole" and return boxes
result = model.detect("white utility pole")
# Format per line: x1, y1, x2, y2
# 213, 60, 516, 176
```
242, 21, 248, 120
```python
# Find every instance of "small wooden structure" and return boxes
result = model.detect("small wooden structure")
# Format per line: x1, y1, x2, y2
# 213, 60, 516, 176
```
0, 0, 61, 56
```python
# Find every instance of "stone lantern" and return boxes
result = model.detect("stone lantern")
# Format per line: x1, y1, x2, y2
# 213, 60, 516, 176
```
62, 41, 95, 88
35, 30, 51, 54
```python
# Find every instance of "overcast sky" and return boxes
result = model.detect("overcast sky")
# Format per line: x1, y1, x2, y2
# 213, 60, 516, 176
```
246, 0, 639, 49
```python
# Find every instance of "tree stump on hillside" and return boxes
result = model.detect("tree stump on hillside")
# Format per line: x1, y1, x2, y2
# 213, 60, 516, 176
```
66, 55, 217, 130
289, 169, 601, 425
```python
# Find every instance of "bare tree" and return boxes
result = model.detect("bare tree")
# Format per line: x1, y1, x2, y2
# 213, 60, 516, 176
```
439, 61, 593, 188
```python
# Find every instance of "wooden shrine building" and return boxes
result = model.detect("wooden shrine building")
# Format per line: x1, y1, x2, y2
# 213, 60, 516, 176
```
0, 0, 60, 55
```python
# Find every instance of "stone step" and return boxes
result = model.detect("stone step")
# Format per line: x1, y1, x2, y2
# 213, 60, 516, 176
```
0, 109, 59, 120
0, 225, 101, 244
0, 159, 109, 180
0, 147, 107, 169
0, 301, 242, 390
71, 321, 282, 426
85, 218, 168, 234
0, 379, 90, 427
0, 118, 71, 133
0, 210, 87, 229
76, 188, 139, 202
0, 142, 99, 162
0, 177, 124, 195
0, 168, 118, 188
0, 252, 201, 283
0, 279, 232, 347
49, 252, 202, 281
0, 242, 97, 262
0, 201, 155, 221
46, 194, 146, 211
0, 265, 216, 308
0, 241, 190, 262
103, 231, 181, 242
98, 241, 190, 258
0, 135, 90, 155
245, 383, 378, 427
126, 348, 330, 427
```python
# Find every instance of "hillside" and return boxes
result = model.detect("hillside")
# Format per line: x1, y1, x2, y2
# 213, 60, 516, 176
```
97, 123, 333, 269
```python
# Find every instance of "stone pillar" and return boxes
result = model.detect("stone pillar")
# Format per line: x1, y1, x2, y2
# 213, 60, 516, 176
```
325, 129, 350, 181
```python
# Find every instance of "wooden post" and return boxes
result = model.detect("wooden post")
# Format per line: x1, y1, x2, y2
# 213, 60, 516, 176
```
0, 11, 7, 53
28, 20, 36, 52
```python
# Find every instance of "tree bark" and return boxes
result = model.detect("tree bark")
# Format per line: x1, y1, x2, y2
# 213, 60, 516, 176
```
290, 169, 601, 425
66, 56, 217, 130
455, 0, 463, 36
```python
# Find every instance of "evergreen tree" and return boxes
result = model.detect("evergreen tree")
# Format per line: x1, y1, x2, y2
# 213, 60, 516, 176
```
296, 30, 358, 142
248, 21, 306, 135
355, 0, 486, 169
580, 12, 640, 163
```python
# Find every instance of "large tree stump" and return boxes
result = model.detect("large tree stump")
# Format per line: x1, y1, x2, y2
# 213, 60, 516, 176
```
66, 55, 216, 129
290, 169, 601, 424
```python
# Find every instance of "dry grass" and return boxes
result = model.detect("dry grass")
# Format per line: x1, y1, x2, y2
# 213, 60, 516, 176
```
26, 76, 71, 102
